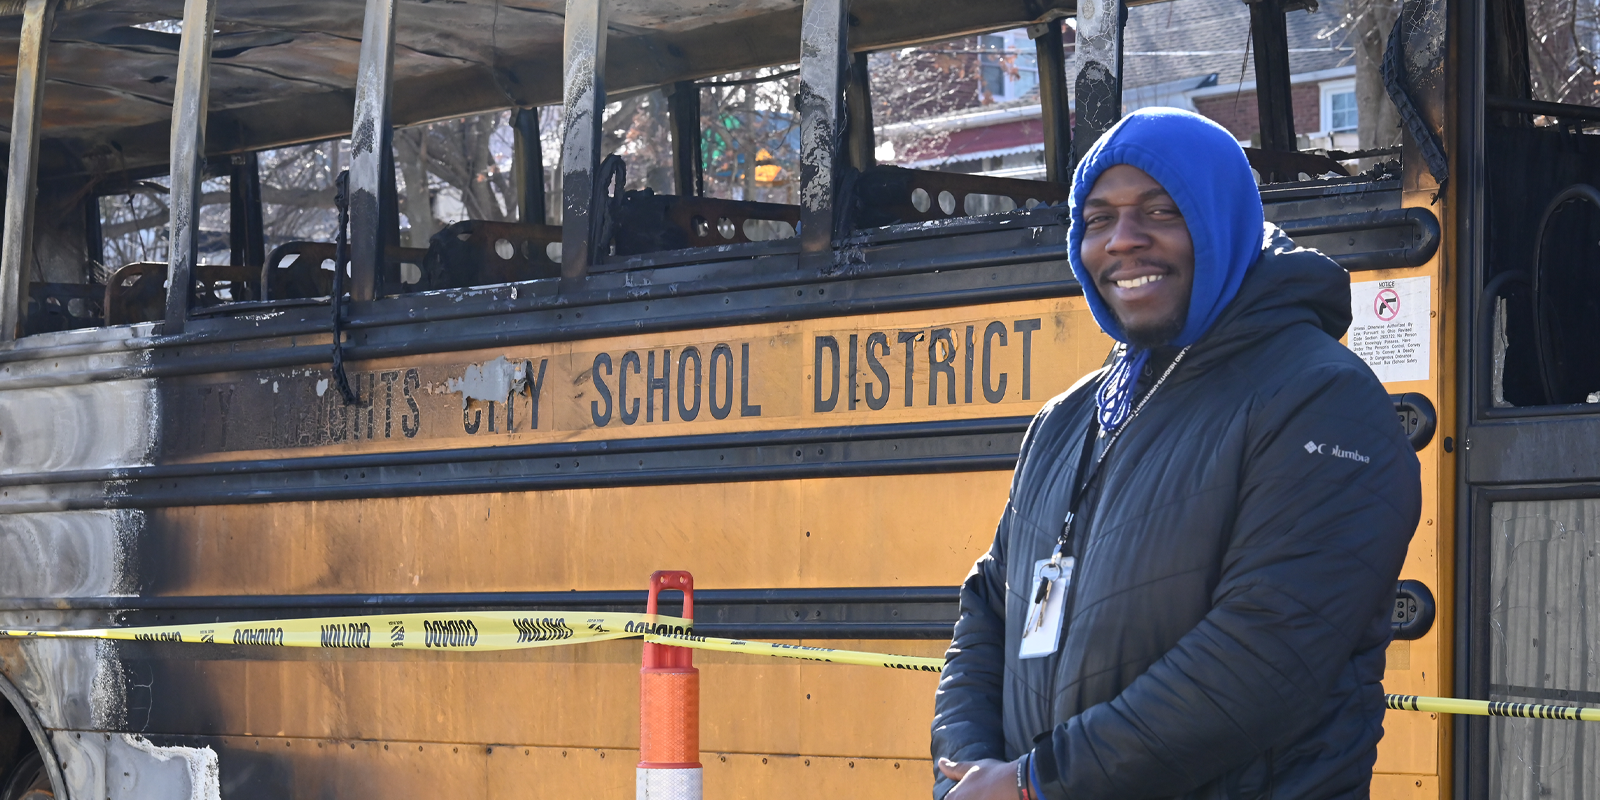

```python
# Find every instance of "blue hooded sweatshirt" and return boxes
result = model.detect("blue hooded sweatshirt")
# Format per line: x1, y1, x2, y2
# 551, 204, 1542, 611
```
1066, 108, 1266, 430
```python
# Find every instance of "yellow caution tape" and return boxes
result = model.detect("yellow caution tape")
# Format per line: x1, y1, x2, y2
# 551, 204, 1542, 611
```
0, 610, 946, 670
0, 611, 943, 669
1385, 693, 1600, 721
0, 616, 1591, 719
0, 610, 692, 652
645, 631, 945, 672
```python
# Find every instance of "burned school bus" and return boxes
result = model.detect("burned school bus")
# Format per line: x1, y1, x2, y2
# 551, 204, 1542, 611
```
0, 0, 1589, 796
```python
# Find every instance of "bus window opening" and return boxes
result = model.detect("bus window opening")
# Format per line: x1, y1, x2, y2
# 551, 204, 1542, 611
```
1483, 0, 1600, 409
600, 67, 802, 262
95, 167, 256, 329
861, 29, 1071, 228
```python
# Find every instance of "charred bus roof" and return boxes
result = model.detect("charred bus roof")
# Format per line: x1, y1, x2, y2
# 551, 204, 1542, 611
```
0, 0, 1079, 177
0, 0, 1437, 345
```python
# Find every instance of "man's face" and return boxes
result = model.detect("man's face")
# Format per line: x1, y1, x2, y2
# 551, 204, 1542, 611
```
1080, 164, 1195, 348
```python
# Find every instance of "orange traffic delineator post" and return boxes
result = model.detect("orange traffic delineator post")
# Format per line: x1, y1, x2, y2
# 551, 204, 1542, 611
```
638, 570, 702, 800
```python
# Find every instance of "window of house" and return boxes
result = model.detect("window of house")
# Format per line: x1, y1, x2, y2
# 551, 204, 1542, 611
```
978, 31, 1038, 103
980, 35, 1007, 98
1321, 79, 1358, 133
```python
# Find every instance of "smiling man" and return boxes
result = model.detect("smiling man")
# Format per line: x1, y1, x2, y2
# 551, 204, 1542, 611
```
929, 109, 1422, 800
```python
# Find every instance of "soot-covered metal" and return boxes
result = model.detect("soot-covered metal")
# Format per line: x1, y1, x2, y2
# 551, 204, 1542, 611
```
0, 0, 1077, 180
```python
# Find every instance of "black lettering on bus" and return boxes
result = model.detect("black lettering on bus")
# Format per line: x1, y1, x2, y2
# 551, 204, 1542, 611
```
401, 368, 421, 438
463, 402, 483, 434
620, 351, 642, 425
897, 331, 921, 407
848, 334, 860, 410
814, 335, 840, 413
376, 369, 398, 438
524, 358, 549, 430
1013, 318, 1041, 400
709, 344, 734, 420
865, 332, 890, 410
647, 349, 671, 423
347, 384, 361, 440
320, 622, 371, 648
362, 373, 376, 438
591, 353, 614, 427
352, 379, 365, 439
487, 400, 497, 433
678, 347, 703, 421
964, 325, 975, 404
328, 388, 348, 442
346, 378, 359, 440
983, 321, 1009, 404
928, 328, 956, 406
741, 343, 762, 417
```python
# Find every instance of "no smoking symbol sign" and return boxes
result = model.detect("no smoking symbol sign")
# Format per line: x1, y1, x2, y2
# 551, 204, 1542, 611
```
1375, 288, 1401, 321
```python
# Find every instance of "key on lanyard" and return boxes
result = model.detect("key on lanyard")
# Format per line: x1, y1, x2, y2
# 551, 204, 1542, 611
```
1029, 574, 1053, 632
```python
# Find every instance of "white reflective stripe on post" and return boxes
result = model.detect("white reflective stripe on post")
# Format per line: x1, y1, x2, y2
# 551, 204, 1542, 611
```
164, 0, 220, 333
0, 0, 57, 342
637, 767, 702, 800
349, 0, 397, 302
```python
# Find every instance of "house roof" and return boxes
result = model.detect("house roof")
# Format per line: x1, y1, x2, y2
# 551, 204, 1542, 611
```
899, 118, 1046, 168
1121, 0, 1354, 90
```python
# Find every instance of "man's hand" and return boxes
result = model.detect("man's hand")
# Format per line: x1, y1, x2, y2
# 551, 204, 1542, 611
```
939, 756, 1025, 800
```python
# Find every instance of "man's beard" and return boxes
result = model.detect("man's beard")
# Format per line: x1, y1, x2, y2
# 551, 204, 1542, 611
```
1121, 307, 1188, 349
1101, 258, 1189, 348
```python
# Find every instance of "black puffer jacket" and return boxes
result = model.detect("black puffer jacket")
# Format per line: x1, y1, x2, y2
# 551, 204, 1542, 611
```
931, 228, 1421, 799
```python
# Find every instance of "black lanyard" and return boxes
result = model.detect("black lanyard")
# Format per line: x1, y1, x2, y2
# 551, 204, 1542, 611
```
1051, 416, 1103, 565
1050, 344, 1190, 564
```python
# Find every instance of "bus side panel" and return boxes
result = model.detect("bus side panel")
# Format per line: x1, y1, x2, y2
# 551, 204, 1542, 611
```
1366, 183, 1452, 800
136, 473, 1008, 596
102, 474, 999, 767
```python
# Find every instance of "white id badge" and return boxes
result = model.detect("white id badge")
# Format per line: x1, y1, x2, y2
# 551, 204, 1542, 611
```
1018, 556, 1074, 659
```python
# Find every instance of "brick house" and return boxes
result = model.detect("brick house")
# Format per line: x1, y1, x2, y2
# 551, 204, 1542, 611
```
877, 0, 1360, 179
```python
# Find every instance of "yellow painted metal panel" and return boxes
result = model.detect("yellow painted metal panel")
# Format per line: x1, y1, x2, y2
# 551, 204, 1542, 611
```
120, 639, 942, 758
199, 738, 936, 799
1370, 185, 1454, 799
1374, 706, 1440, 776
148, 473, 1007, 595
203, 738, 936, 799
1372, 773, 1440, 800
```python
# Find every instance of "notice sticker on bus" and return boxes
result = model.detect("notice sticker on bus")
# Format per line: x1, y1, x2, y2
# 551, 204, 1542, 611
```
1348, 276, 1431, 383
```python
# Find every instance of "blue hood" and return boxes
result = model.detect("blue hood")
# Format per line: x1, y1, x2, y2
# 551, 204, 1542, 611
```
1067, 108, 1265, 348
